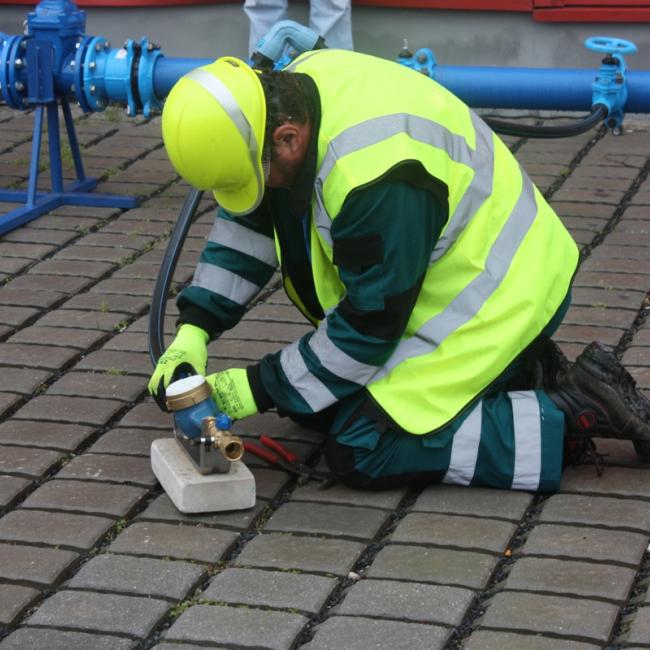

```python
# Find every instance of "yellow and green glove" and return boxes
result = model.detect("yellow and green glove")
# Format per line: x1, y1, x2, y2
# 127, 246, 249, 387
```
148, 323, 209, 411
206, 368, 258, 421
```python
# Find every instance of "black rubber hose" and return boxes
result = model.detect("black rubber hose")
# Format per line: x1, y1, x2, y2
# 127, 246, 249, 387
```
148, 187, 204, 366
484, 104, 608, 139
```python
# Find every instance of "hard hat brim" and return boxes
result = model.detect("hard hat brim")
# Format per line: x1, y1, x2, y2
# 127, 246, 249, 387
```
212, 167, 263, 216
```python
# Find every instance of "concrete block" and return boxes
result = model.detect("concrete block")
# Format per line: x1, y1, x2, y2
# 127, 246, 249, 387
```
303, 616, 450, 650
151, 438, 256, 513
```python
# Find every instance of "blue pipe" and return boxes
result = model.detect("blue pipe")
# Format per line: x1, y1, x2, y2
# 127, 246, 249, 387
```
151, 60, 650, 114
152, 57, 211, 99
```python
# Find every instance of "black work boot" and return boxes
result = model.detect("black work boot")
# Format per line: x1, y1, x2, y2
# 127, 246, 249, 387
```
548, 341, 650, 447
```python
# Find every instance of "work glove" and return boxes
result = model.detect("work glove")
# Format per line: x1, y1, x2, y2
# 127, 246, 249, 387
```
148, 323, 209, 411
206, 368, 259, 421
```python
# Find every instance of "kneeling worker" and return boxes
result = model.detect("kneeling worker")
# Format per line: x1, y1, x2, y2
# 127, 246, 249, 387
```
149, 50, 650, 492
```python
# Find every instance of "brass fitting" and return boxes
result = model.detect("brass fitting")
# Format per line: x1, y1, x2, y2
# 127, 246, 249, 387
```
201, 416, 244, 463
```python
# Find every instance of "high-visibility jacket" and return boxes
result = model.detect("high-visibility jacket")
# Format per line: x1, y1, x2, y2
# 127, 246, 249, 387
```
276, 49, 579, 434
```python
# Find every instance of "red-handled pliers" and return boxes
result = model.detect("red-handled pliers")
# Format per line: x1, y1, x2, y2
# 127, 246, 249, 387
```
243, 435, 332, 486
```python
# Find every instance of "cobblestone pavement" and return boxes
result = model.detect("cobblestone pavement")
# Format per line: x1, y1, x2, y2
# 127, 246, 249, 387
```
1, 103, 650, 650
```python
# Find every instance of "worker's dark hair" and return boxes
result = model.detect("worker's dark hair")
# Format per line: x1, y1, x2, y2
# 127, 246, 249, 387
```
258, 71, 312, 151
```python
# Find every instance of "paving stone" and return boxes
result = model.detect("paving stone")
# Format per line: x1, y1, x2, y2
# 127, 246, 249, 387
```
0, 445, 63, 478
104, 331, 149, 351
0, 421, 95, 451
0, 343, 79, 370
291, 481, 406, 510
13, 395, 124, 426
0, 256, 32, 274
67, 553, 204, 601
22, 479, 147, 517
138, 493, 266, 530
76, 350, 152, 376
28, 258, 115, 278
464, 630, 600, 650
93, 278, 157, 297
628, 606, 650, 646
0, 584, 41, 626
26, 590, 170, 639
413, 485, 533, 521
164, 604, 308, 649
117, 401, 174, 429
0, 306, 39, 328
230, 411, 323, 443
505, 557, 635, 603
0, 627, 138, 650
109, 522, 238, 563
0, 628, 137, 650
222, 320, 312, 343
208, 338, 284, 361
38, 309, 130, 331
572, 286, 646, 310
334, 578, 473, 626
0, 241, 56, 259
552, 305, 633, 329
561, 465, 650, 498
521, 523, 647, 567
63, 292, 149, 314
302, 616, 451, 650
79, 230, 153, 251
203, 568, 336, 613
0, 542, 78, 587
102, 218, 172, 237
9, 326, 105, 349
0, 510, 114, 551
575, 271, 650, 291
251, 467, 292, 500
52, 245, 129, 264
0, 227, 74, 246
8, 274, 91, 294
0, 475, 32, 507
0, 392, 21, 417
480, 591, 619, 643
554, 323, 624, 346
264, 502, 388, 540
0, 288, 64, 310
153, 644, 225, 650
47, 372, 144, 402
391, 512, 516, 554
89, 427, 163, 456
367, 543, 498, 590
0, 367, 51, 395
540, 493, 650, 532
588, 438, 650, 469
235, 532, 364, 575
57, 453, 156, 487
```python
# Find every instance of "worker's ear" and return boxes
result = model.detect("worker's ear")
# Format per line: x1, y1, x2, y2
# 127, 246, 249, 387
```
272, 122, 309, 159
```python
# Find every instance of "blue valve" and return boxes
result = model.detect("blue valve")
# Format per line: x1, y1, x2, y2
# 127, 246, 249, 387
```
585, 36, 637, 132
585, 37, 637, 57
396, 43, 437, 79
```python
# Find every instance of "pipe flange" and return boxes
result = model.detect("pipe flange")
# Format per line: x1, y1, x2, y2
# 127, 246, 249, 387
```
121, 38, 141, 117
0, 34, 29, 109
136, 37, 163, 117
81, 35, 108, 112
73, 35, 93, 112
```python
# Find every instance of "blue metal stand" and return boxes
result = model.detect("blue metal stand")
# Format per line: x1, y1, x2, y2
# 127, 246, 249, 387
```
0, 96, 137, 235
0, 1, 138, 236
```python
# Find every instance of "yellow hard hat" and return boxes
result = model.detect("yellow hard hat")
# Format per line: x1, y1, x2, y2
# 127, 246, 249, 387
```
162, 56, 267, 215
